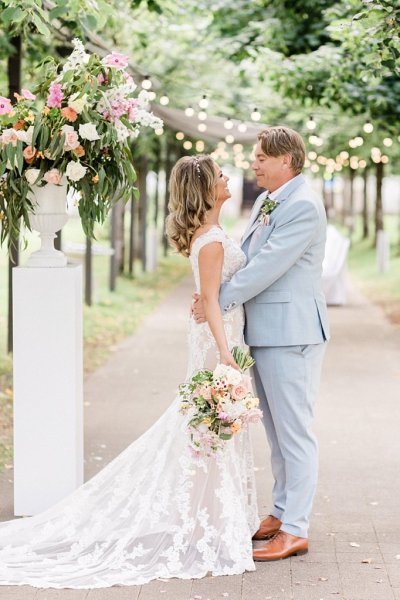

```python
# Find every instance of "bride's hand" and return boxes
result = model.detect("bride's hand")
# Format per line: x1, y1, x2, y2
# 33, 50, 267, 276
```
219, 350, 241, 371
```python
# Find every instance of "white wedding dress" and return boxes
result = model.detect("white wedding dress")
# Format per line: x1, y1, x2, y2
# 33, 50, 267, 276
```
0, 226, 259, 589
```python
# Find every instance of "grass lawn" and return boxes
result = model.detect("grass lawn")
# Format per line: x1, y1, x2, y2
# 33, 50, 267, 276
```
338, 215, 400, 325
0, 216, 191, 472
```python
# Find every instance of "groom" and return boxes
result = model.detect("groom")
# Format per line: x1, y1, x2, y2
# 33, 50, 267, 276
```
194, 125, 329, 560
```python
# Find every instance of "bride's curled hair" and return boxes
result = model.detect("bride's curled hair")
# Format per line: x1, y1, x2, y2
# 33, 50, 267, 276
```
166, 155, 217, 257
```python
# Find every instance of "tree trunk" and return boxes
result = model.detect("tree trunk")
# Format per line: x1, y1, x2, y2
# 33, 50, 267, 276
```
374, 161, 384, 247
7, 34, 22, 353
114, 199, 125, 274
348, 168, 355, 241
163, 143, 173, 256
362, 167, 369, 239
138, 156, 148, 271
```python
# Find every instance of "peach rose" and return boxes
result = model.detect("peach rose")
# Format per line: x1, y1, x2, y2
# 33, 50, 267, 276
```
196, 383, 212, 401
61, 125, 80, 151
231, 383, 248, 401
73, 144, 85, 158
23, 145, 36, 164
43, 168, 62, 185
230, 419, 242, 434
61, 107, 78, 123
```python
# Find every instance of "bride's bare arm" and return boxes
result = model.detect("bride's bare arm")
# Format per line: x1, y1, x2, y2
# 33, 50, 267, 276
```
198, 242, 239, 369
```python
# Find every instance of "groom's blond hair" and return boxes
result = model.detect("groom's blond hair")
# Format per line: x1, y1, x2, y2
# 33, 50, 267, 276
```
258, 126, 305, 174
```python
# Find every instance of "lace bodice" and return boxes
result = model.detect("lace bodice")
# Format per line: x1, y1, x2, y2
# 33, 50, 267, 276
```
189, 226, 246, 290
186, 227, 247, 378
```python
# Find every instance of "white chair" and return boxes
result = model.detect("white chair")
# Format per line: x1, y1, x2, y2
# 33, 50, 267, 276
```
322, 224, 350, 305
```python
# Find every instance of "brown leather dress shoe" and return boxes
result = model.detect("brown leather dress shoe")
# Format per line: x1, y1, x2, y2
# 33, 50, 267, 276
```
253, 530, 308, 561
252, 515, 282, 540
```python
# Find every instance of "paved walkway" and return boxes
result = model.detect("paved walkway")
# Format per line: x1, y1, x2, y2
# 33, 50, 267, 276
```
1, 274, 399, 600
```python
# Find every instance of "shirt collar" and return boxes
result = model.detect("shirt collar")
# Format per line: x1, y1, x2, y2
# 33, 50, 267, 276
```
267, 173, 304, 201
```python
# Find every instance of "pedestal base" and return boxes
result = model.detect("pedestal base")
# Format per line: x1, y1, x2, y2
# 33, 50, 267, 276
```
13, 264, 83, 516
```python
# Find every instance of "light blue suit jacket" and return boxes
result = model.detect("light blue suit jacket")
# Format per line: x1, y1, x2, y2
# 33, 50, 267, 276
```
219, 174, 330, 347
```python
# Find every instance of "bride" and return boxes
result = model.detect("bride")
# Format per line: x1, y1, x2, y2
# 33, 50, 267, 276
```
0, 155, 260, 589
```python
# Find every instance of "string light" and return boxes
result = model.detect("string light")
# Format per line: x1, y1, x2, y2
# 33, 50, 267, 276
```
199, 95, 209, 109
363, 120, 374, 133
175, 132, 185, 140
306, 116, 316, 130
141, 76, 152, 90
238, 122, 247, 133
183, 140, 193, 150
159, 95, 169, 106
148, 91, 156, 101
383, 137, 393, 147
155, 128, 164, 136
198, 123, 207, 132
225, 134, 235, 144
198, 110, 207, 121
308, 151, 317, 160
381, 155, 389, 164
224, 118, 233, 130
251, 108, 261, 122
196, 140, 205, 152
339, 151, 349, 160
184, 106, 195, 117
310, 164, 320, 173
359, 160, 367, 168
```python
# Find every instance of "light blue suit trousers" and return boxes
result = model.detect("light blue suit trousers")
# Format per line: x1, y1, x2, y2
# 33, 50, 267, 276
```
219, 174, 329, 538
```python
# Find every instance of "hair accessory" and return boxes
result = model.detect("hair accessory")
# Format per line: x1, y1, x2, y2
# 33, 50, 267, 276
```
193, 157, 201, 179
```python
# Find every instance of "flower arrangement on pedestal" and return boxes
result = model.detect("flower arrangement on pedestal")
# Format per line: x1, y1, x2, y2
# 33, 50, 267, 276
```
0, 39, 163, 247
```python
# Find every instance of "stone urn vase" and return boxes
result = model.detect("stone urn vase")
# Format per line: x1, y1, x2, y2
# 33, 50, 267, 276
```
26, 181, 68, 267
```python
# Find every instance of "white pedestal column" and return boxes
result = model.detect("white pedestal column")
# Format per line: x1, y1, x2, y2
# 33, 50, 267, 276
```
13, 264, 83, 516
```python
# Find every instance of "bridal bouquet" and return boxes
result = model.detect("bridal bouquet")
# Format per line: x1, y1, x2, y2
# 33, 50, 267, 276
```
179, 347, 263, 458
0, 38, 162, 245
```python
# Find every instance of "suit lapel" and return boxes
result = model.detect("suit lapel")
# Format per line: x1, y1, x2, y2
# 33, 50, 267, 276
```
241, 174, 306, 247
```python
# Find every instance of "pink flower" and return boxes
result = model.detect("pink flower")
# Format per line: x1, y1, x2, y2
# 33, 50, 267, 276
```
1, 128, 19, 146
102, 52, 129, 70
21, 88, 36, 101
0, 96, 12, 115
97, 73, 106, 85
23, 145, 36, 163
195, 384, 212, 401
127, 99, 138, 123
217, 411, 232, 422
43, 168, 62, 185
46, 82, 63, 108
231, 384, 248, 401
241, 375, 252, 392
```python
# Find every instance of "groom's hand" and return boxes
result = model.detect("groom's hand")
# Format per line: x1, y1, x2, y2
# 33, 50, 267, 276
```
192, 293, 207, 324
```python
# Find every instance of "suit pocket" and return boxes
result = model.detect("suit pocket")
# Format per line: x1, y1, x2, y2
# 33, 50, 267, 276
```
255, 290, 292, 304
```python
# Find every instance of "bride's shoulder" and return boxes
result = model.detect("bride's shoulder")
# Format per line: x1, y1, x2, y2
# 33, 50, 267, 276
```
190, 225, 226, 255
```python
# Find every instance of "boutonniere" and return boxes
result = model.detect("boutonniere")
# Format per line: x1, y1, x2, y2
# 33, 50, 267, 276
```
258, 196, 279, 225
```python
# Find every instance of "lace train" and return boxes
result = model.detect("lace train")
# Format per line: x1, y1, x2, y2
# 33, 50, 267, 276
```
0, 227, 259, 589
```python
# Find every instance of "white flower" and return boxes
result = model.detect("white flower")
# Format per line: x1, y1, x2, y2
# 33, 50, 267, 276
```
114, 120, 129, 142
25, 125, 34, 146
25, 168, 41, 185
68, 93, 87, 114
79, 123, 100, 141
61, 38, 90, 76
214, 363, 242, 386
66, 161, 87, 182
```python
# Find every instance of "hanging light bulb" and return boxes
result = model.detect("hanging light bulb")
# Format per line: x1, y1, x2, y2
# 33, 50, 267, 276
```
185, 106, 195, 117
225, 134, 235, 144
148, 91, 156, 101
198, 110, 207, 121
238, 121, 247, 133
183, 140, 193, 150
199, 94, 209, 109
196, 140, 205, 152
159, 95, 169, 106
175, 132, 185, 141
383, 137, 393, 147
141, 76, 152, 90
306, 116, 316, 130
363, 120, 374, 133
224, 118, 233, 130
251, 108, 261, 122
198, 123, 207, 132
155, 128, 164, 136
